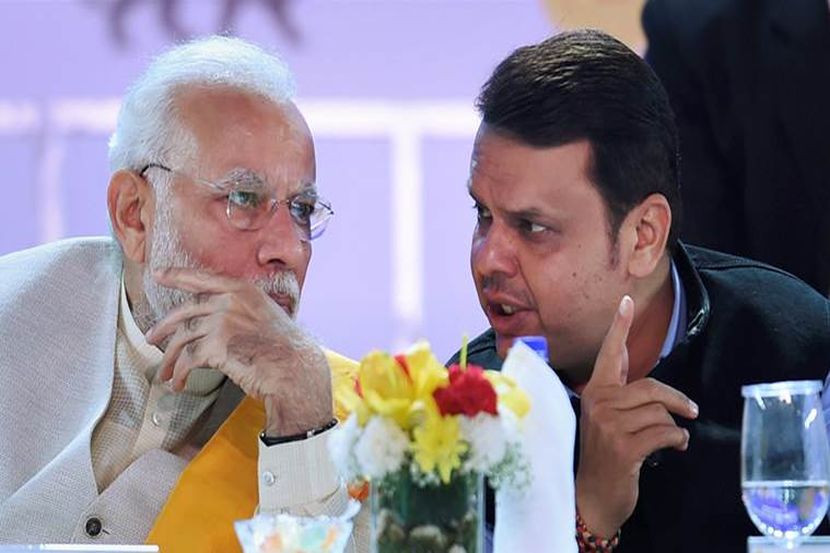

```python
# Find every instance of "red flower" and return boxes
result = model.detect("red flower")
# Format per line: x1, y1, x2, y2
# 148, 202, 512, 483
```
394, 354, 412, 379
433, 364, 498, 417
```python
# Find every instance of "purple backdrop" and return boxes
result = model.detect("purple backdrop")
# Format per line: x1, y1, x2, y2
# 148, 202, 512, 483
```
0, 0, 553, 361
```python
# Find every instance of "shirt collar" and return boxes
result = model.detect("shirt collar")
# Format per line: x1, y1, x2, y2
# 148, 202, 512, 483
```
119, 274, 164, 380
658, 260, 687, 360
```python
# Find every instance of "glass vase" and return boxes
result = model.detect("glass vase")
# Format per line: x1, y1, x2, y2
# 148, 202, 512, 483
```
370, 467, 484, 553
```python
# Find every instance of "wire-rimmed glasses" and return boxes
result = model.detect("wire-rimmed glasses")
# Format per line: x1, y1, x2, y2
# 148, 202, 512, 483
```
140, 163, 334, 241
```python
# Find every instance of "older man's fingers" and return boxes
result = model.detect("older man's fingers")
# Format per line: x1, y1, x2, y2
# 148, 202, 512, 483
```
153, 267, 242, 294
158, 323, 210, 383
167, 339, 214, 392
146, 301, 219, 344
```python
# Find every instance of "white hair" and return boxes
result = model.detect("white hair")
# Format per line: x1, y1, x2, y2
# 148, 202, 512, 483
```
108, 35, 297, 173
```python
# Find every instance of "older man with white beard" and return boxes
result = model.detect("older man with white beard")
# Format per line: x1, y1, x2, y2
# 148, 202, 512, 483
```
0, 36, 365, 551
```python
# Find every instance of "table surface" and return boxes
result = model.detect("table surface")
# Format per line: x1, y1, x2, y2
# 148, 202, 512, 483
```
749, 536, 830, 552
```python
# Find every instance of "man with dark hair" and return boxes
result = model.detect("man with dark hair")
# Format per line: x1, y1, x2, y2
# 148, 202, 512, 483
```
451, 30, 830, 552
477, 30, 682, 253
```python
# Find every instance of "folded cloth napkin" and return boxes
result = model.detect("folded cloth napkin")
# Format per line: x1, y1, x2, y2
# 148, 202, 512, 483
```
494, 340, 577, 552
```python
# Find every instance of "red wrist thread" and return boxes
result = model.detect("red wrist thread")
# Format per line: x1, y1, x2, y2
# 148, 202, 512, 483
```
575, 509, 620, 552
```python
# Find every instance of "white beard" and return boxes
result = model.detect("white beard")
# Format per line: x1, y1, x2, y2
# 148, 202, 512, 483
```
132, 190, 301, 332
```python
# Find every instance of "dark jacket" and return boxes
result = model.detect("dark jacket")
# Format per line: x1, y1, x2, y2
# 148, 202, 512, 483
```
643, 0, 830, 295
450, 243, 830, 552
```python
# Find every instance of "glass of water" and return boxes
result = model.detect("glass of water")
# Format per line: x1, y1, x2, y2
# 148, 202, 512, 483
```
742, 380, 830, 546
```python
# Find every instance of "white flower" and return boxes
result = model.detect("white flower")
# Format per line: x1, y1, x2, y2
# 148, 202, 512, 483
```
489, 440, 532, 493
497, 402, 522, 430
327, 414, 362, 480
487, 410, 532, 491
459, 413, 507, 473
354, 416, 410, 479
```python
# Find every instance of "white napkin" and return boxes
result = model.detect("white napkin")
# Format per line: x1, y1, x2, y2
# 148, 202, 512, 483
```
494, 340, 577, 552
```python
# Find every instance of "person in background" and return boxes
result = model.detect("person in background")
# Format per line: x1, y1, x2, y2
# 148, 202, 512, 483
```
643, 0, 830, 296
0, 36, 366, 551
450, 29, 830, 552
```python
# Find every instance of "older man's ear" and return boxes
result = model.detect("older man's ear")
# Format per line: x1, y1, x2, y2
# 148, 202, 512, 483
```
107, 169, 154, 265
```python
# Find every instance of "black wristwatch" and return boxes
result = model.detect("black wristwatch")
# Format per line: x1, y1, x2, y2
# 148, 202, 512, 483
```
259, 417, 338, 446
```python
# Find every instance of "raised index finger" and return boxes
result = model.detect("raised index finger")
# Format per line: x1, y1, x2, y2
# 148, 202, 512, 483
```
588, 295, 634, 388
153, 267, 242, 295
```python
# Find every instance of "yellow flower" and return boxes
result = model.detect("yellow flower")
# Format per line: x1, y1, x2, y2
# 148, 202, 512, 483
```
411, 413, 468, 483
485, 371, 531, 419
357, 350, 415, 428
398, 342, 449, 425
336, 385, 372, 426
402, 341, 449, 398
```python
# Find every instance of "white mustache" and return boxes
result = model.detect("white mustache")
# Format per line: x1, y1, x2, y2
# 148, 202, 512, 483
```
254, 272, 301, 309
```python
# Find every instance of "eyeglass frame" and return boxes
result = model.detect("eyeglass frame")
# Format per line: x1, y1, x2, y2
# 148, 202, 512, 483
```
139, 163, 334, 241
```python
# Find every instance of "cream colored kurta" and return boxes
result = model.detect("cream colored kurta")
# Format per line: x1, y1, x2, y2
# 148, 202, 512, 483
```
0, 237, 352, 545
91, 278, 225, 491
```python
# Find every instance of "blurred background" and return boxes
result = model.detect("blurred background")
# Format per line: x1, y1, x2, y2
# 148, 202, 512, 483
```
0, 0, 646, 362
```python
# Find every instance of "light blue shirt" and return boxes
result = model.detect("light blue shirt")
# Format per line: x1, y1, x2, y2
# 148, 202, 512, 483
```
659, 261, 686, 361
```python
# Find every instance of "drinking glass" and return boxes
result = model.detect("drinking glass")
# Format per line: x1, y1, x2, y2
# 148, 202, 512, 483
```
742, 380, 830, 547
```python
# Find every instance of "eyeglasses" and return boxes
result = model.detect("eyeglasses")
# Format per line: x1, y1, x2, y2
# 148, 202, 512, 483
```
140, 163, 334, 241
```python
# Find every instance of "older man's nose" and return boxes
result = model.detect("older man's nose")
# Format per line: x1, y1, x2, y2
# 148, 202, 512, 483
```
256, 203, 309, 269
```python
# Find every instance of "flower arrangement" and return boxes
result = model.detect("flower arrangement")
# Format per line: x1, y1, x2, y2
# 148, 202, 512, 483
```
328, 341, 531, 553
328, 341, 531, 489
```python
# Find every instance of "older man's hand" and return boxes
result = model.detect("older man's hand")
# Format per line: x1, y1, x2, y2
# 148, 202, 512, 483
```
575, 295, 698, 539
144, 268, 333, 438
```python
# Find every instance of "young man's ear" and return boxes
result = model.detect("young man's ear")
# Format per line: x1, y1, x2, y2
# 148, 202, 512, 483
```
107, 169, 153, 264
624, 193, 672, 278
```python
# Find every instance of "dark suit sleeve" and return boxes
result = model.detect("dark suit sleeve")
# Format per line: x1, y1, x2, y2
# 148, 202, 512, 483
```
643, 0, 749, 256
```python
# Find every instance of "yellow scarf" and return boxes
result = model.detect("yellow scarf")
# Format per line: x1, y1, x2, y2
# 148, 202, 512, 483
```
146, 350, 358, 552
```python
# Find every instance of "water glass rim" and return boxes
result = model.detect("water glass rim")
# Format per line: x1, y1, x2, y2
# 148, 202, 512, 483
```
741, 380, 823, 398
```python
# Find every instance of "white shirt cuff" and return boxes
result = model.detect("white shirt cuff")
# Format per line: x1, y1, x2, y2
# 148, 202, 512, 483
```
257, 427, 343, 515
